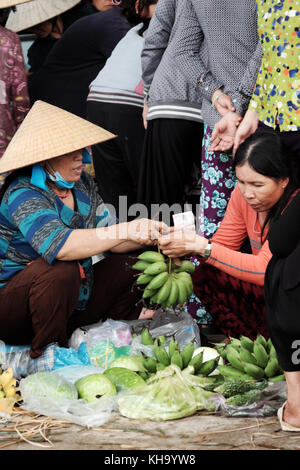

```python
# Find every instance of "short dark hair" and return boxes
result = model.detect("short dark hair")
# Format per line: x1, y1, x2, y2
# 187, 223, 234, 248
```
233, 131, 300, 240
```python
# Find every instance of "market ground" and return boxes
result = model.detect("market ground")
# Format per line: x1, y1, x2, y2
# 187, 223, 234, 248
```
1, 407, 300, 451
2, 329, 298, 452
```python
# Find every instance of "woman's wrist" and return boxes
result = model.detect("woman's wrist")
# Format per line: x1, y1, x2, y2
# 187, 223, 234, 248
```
194, 236, 211, 257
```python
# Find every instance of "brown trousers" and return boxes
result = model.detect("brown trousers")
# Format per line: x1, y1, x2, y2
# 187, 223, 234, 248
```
0, 253, 143, 358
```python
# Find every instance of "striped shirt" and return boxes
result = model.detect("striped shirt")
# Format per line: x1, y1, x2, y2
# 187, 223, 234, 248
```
0, 170, 116, 309
87, 24, 145, 109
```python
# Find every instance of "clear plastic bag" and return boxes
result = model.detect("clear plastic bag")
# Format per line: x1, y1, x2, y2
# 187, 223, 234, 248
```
212, 381, 287, 418
69, 319, 132, 350
19, 370, 116, 428
127, 307, 201, 354
117, 365, 214, 421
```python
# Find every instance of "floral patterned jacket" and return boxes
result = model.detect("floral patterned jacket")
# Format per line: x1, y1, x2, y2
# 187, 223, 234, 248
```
0, 26, 30, 158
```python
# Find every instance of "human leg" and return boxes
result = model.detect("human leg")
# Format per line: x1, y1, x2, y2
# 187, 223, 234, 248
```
137, 118, 203, 223
0, 257, 81, 358
198, 124, 236, 238
190, 262, 268, 339
68, 252, 143, 335
87, 101, 145, 220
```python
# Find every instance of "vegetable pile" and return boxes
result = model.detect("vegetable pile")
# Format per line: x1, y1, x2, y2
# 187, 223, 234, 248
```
215, 334, 285, 382
132, 250, 195, 309
137, 328, 223, 379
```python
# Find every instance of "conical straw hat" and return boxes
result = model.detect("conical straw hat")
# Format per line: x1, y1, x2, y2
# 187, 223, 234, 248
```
0, 0, 32, 9
5, 0, 81, 32
0, 100, 116, 174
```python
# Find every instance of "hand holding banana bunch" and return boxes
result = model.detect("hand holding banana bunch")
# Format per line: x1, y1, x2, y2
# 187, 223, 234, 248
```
132, 250, 195, 309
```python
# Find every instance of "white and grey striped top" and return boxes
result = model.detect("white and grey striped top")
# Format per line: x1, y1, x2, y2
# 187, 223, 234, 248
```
87, 23, 145, 108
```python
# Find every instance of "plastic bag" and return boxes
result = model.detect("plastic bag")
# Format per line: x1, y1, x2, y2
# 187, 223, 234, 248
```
212, 381, 287, 418
117, 365, 214, 421
127, 308, 201, 353
19, 370, 116, 428
69, 318, 132, 350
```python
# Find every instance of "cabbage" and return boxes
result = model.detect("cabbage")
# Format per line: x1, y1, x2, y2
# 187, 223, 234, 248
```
103, 367, 145, 392
107, 355, 145, 372
117, 365, 215, 421
20, 372, 78, 400
75, 374, 117, 403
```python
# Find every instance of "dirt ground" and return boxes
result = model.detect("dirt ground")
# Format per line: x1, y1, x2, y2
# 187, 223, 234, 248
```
1, 405, 300, 452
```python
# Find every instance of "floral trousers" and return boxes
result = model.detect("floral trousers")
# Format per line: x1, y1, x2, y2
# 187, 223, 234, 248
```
186, 124, 236, 324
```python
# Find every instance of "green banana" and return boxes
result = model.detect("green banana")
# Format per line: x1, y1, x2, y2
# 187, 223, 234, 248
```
141, 328, 154, 346
197, 358, 219, 376
142, 287, 156, 299
175, 278, 188, 306
218, 364, 254, 381
268, 374, 285, 382
165, 278, 179, 308
189, 351, 204, 374
239, 347, 258, 366
136, 273, 154, 285
170, 350, 183, 369
156, 276, 173, 304
226, 349, 245, 373
181, 342, 195, 368
243, 363, 265, 380
153, 345, 170, 366
141, 354, 157, 373
176, 272, 193, 296
229, 337, 242, 350
255, 334, 268, 350
144, 261, 168, 276
132, 260, 151, 271
253, 342, 269, 369
147, 272, 169, 290
156, 363, 166, 371
240, 336, 254, 352
168, 337, 176, 359
158, 335, 166, 346
174, 260, 195, 274
138, 251, 166, 263
264, 357, 279, 378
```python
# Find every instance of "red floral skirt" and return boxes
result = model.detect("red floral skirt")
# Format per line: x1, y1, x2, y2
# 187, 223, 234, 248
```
190, 262, 269, 340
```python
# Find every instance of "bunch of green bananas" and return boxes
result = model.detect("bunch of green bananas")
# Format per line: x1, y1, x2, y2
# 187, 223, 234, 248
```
139, 329, 219, 378
132, 250, 195, 309
216, 334, 285, 382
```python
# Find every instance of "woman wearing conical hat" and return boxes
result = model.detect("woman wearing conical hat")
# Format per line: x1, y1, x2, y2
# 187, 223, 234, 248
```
0, 0, 31, 187
0, 101, 168, 359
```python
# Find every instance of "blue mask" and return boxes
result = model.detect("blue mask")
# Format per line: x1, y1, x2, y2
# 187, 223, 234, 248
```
30, 148, 91, 191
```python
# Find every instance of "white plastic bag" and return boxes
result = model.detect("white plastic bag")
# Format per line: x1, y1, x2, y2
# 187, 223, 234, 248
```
69, 319, 132, 350
19, 370, 116, 428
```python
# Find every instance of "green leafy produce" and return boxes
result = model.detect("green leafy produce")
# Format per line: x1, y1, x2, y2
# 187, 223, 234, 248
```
103, 367, 145, 392
118, 365, 215, 421
75, 374, 117, 403
226, 389, 263, 407
108, 355, 145, 373
21, 372, 78, 400
214, 379, 268, 398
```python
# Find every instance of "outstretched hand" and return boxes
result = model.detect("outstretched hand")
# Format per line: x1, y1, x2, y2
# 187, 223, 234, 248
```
233, 109, 259, 155
208, 112, 242, 152
127, 218, 170, 245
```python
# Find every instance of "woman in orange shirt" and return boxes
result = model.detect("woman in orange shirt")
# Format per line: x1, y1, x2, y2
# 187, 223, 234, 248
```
159, 131, 300, 339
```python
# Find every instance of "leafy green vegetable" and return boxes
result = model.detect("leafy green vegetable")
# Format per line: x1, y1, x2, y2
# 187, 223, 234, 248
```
103, 367, 145, 392
107, 355, 145, 372
21, 372, 78, 400
75, 374, 117, 403
117, 365, 215, 421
